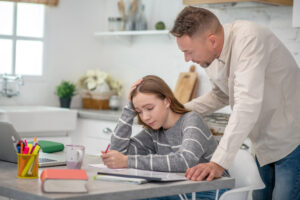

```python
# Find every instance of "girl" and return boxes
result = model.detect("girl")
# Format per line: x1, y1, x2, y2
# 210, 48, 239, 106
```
101, 75, 228, 199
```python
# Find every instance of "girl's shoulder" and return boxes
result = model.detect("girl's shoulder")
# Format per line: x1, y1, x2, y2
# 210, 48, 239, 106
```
181, 111, 206, 126
182, 111, 203, 121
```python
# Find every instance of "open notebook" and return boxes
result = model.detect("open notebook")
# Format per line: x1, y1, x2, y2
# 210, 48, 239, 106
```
89, 163, 187, 182
0, 121, 66, 167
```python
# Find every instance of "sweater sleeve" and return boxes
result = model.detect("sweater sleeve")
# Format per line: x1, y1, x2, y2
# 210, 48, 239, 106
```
110, 103, 156, 155
127, 113, 218, 172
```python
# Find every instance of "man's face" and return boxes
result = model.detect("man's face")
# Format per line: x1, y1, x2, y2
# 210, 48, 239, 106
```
176, 34, 217, 68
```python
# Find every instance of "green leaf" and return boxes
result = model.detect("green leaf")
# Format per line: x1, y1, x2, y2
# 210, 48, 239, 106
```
56, 81, 76, 98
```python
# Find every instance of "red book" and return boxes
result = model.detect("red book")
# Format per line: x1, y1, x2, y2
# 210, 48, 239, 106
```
40, 169, 88, 193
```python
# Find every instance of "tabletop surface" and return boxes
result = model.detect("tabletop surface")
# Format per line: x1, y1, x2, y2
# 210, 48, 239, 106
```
0, 155, 234, 200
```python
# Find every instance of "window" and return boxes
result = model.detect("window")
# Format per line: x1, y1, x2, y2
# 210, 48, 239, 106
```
0, 2, 45, 76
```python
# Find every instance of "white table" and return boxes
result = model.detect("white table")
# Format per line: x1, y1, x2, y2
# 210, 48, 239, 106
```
0, 155, 234, 200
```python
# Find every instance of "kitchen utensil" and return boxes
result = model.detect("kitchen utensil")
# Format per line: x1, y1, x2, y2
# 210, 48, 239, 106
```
117, 0, 125, 16
117, 0, 126, 30
131, 0, 137, 13
174, 65, 198, 104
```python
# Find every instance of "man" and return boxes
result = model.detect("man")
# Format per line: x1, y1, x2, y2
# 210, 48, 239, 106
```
171, 6, 300, 200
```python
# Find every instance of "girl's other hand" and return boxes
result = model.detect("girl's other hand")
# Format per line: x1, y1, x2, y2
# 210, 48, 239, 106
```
101, 150, 128, 168
128, 78, 143, 102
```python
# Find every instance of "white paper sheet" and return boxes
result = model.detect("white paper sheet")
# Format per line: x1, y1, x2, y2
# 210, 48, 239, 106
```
89, 163, 187, 182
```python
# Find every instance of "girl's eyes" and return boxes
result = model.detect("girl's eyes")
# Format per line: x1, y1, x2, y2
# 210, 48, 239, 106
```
146, 107, 154, 111
136, 111, 142, 115
136, 107, 153, 114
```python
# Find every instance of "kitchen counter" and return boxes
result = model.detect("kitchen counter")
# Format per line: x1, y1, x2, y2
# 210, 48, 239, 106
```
75, 108, 122, 122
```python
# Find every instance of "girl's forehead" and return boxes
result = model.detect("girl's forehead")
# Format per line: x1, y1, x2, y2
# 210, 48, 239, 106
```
133, 93, 160, 107
133, 92, 156, 100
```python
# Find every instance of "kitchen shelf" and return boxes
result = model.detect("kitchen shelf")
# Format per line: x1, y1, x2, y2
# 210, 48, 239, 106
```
94, 30, 172, 45
183, 0, 293, 6
94, 30, 170, 37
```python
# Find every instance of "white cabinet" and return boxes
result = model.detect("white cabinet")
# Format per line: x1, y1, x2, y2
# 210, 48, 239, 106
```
70, 118, 143, 155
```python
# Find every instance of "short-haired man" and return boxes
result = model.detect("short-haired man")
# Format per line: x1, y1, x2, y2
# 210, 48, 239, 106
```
171, 6, 300, 200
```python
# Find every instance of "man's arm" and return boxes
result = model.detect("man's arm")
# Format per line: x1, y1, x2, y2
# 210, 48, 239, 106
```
184, 81, 229, 115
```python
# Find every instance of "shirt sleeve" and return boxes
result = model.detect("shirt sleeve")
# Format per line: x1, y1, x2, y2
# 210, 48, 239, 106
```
184, 80, 229, 116
128, 113, 217, 172
110, 103, 156, 155
211, 34, 268, 169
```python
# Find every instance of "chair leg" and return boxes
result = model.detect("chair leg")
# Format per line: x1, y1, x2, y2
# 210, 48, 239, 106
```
215, 189, 220, 200
192, 192, 196, 200
178, 194, 189, 200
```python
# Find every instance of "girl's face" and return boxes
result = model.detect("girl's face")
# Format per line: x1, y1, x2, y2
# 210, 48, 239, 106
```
133, 92, 170, 130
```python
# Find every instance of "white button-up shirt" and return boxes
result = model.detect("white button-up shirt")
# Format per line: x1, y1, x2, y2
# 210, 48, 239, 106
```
185, 20, 300, 168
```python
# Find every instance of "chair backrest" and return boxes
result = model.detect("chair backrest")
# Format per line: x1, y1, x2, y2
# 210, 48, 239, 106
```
219, 149, 265, 200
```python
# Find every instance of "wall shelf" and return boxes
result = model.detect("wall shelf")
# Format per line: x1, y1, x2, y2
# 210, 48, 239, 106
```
94, 30, 172, 45
183, 0, 293, 6
94, 30, 170, 37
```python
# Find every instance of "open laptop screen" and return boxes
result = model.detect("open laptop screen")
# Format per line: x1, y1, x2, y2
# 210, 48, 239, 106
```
0, 121, 21, 163
0, 121, 66, 167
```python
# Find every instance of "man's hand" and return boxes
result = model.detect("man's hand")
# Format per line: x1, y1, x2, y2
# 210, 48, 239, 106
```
101, 150, 128, 168
185, 161, 224, 181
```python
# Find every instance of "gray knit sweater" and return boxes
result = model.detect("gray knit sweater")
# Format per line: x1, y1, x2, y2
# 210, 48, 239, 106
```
110, 103, 218, 172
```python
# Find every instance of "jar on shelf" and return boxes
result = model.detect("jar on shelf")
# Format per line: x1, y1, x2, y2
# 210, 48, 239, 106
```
109, 95, 121, 110
108, 17, 123, 31
135, 4, 147, 30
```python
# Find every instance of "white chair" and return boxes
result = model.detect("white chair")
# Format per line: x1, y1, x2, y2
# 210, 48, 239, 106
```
218, 149, 265, 200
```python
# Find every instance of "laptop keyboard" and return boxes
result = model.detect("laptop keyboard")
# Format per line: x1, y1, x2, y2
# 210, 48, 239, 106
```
39, 158, 56, 163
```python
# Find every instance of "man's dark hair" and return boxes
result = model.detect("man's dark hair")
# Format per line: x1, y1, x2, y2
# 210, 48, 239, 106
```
170, 6, 222, 38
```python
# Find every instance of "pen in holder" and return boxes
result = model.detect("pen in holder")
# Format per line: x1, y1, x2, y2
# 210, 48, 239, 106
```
17, 145, 40, 179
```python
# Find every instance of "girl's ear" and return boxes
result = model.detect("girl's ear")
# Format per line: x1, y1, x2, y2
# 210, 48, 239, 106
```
164, 97, 171, 108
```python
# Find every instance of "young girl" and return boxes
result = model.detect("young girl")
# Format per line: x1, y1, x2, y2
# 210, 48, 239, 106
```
101, 75, 228, 199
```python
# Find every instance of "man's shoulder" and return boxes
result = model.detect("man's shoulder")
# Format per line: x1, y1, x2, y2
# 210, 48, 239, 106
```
227, 20, 272, 48
230, 20, 267, 36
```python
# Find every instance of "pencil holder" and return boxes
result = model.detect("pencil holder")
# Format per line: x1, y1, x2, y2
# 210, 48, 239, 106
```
17, 153, 39, 179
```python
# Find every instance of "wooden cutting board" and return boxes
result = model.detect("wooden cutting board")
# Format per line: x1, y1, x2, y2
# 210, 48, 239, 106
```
174, 65, 199, 104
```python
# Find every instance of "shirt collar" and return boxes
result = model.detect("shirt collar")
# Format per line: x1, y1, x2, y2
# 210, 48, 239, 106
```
217, 24, 232, 64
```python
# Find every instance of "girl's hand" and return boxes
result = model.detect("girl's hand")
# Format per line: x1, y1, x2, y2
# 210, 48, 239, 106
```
101, 150, 128, 168
128, 79, 143, 102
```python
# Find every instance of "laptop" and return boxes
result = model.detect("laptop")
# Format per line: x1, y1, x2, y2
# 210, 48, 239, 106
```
0, 121, 66, 167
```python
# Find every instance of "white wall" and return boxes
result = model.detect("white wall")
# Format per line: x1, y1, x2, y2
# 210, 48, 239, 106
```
0, 0, 299, 113
293, 0, 300, 27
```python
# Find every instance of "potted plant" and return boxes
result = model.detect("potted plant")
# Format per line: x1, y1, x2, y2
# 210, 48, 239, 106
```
56, 81, 76, 108
77, 69, 123, 110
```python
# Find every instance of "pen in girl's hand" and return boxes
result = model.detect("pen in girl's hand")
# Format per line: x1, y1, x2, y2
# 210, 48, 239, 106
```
104, 144, 110, 153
